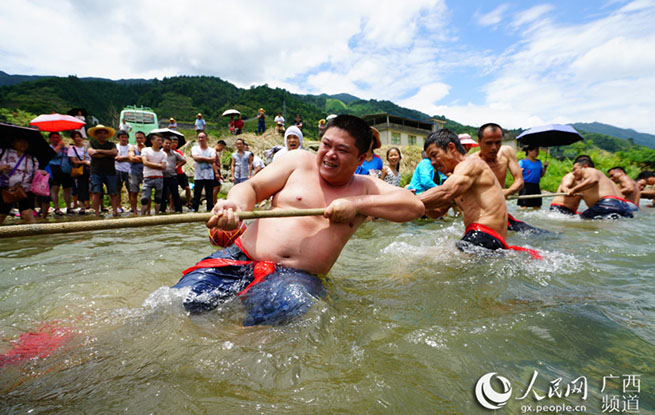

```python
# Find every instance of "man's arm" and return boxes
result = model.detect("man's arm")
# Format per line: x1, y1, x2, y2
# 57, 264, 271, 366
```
503, 146, 523, 197
419, 163, 475, 209
142, 154, 165, 170
617, 176, 635, 197
89, 148, 118, 158
568, 169, 598, 195
175, 152, 186, 169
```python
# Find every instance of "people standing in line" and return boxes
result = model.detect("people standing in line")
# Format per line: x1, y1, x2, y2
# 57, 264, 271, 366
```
171, 136, 192, 210
212, 139, 227, 205
231, 138, 251, 184
87, 125, 119, 217
294, 114, 303, 131
114, 130, 131, 213
191, 132, 216, 212
355, 128, 382, 176
379, 147, 402, 186
168, 117, 177, 130
68, 131, 91, 214
517, 145, 548, 209
0, 137, 46, 225
274, 112, 285, 135
140, 133, 167, 215
128, 131, 146, 216
256, 108, 266, 135
159, 136, 186, 213
46, 132, 73, 216
195, 113, 206, 133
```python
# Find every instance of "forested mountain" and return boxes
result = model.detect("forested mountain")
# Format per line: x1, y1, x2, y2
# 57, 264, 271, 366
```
573, 122, 655, 149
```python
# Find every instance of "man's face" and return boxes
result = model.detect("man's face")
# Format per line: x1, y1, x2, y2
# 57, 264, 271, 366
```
151, 136, 162, 148
286, 135, 300, 150
162, 139, 171, 151
235, 140, 244, 151
118, 134, 129, 145
648, 177, 655, 186
316, 127, 366, 185
426, 143, 457, 174
637, 178, 646, 191
216, 143, 225, 152
198, 133, 208, 147
572, 163, 585, 180
50, 134, 61, 145
478, 127, 503, 159
608, 169, 620, 182
171, 138, 178, 149
135, 133, 146, 145
95, 130, 108, 143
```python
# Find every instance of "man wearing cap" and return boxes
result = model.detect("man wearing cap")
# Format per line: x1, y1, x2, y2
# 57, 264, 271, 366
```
114, 130, 131, 213
87, 125, 119, 217
256, 108, 266, 135
195, 113, 206, 133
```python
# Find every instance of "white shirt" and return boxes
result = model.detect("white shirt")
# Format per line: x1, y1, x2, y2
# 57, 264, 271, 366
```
67, 144, 91, 162
115, 144, 131, 172
141, 147, 166, 178
192, 145, 216, 180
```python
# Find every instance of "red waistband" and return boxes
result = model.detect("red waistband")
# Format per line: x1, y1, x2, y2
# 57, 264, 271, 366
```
601, 195, 635, 205
182, 237, 276, 296
465, 223, 542, 260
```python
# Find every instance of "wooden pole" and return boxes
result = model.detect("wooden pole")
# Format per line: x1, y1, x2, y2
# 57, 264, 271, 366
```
507, 192, 570, 200
0, 208, 326, 239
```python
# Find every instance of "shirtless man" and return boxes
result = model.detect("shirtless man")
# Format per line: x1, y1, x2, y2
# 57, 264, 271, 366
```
565, 156, 637, 219
172, 115, 424, 325
417, 129, 541, 260
636, 171, 655, 201
608, 166, 641, 205
549, 172, 582, 215
472, 123, 547, 233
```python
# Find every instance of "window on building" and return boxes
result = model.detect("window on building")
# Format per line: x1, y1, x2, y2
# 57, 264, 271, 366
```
408, 135, 416, 146
391, 132, 401, 145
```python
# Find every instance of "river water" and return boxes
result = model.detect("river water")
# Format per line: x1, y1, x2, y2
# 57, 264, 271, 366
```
1, 204, 654, 414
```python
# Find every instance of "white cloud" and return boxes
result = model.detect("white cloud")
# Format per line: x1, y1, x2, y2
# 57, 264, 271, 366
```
511, 4, 555, 28
399, 82, 451, 115
475, 3, 510, 28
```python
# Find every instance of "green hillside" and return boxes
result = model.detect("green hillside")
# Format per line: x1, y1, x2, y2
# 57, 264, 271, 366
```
573, 122, 655, 149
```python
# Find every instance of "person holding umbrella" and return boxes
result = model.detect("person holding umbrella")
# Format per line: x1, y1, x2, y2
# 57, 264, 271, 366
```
517, 145, 548, 209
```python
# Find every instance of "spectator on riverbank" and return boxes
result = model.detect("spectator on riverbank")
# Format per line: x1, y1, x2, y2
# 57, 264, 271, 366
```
171, 137, 191, 210
128, 131, 146, 216
159, 136, 185, 213
408, 152, 446, 194
234, 115, 244, 135
294, 114, 303, 131
379, 147, 402, 186
168, 118, 177, 129
87, 125, 119, 217
68, 131, 91, 214
191, 132, 216, 212
355, 127, 382, 177
244, 142, 265, 176
318, 119, 327, 138
212, 140, 227, 205
257, 108, 266, 134
46, 132, 73, 216
273, 126, 303, 162
274, 112, 285, 135
0, 137, 45, 225
195, 113, 206, 133
231, 138, 251, 184
517, 145, 547, 209
140, 133, 166, 215
114, 130, 131, 213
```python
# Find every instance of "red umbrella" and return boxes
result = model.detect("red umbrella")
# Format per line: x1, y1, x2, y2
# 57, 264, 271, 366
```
30, 113, 86, 132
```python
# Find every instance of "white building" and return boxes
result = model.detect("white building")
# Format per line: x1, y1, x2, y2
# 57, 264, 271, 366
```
362, 113, 446, 148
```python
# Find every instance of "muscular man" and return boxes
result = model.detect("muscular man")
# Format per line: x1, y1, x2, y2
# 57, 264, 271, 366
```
418, 129, 541, 257
472, 123, 546, 233
565, 156, 637, 219
636, 171, 655, 201
608, 166, 641, 205
549, 172, 582, 215
172, 115, 424, 325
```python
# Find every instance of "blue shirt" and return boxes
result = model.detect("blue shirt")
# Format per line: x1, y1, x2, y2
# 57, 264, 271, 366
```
355, 154, 383, 175
519, 158, 543, 184
408, 159, 447, 194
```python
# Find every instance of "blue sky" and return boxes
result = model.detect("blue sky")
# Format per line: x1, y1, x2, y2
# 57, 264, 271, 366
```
1, 0, 654, 133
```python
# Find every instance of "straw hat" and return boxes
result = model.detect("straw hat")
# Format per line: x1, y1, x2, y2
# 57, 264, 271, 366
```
88, 124, 116, 139
169, 117, 176, 122
196, 113, 202, 118
258, 108, 265, 113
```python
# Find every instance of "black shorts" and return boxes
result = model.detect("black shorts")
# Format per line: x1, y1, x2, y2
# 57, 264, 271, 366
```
549, 204, 577, 215
50, 165, 73, 189
517, 182, 542, 207
456, 227, 505, 252
177, 173, 189, 189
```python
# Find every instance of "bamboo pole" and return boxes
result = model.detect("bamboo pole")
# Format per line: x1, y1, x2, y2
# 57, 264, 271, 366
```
507, 192, 570, 200
0, 208, 326, 239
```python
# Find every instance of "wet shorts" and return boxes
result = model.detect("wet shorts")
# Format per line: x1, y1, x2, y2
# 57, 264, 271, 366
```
507, 213, 550, 234
581, 196, 636, 219
456, 223, 542, 259
549, 203, 578, 216
172, 239, 326, 326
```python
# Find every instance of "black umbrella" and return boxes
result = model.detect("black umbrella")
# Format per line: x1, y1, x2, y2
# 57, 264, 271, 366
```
145, 128, 186, 147
516, 124, 583, 147
67, 108, 88, 117
0, 123, 56, 167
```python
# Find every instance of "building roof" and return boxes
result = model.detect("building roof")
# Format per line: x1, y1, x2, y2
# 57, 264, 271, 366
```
362, 112, 445, 132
